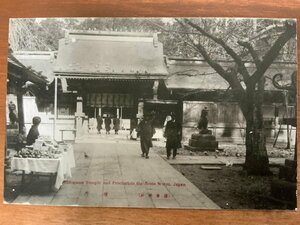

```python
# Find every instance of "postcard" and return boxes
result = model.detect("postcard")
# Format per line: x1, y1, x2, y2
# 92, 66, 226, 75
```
4, 17, 297, 209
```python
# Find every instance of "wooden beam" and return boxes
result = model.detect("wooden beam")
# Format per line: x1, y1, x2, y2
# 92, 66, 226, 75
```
16, 81, 25, 133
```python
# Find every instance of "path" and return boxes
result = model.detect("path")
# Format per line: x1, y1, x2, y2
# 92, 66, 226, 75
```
12, 136, 220, 209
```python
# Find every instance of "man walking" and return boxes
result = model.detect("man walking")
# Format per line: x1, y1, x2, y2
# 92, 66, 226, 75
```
137, 113, 155, 159
164, 112, 181, 159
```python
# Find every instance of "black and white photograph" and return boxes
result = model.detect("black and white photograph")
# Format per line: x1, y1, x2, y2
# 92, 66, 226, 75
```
4, 17, 297, 209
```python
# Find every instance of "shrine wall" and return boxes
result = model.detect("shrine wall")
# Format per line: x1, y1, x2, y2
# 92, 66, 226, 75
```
181, 101, 296, 145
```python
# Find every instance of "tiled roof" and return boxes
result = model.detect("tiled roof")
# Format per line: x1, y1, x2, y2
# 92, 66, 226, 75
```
166, 58, 297, 91
54, 31, 168, 78
8, 52, 48, 85
14, 51, 55, 82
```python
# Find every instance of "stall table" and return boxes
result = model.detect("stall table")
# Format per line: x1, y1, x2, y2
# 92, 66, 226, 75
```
11, 145, 75, 190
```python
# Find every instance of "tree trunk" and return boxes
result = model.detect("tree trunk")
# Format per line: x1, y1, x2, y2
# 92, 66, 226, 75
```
244, 120, 270, 175
243, 79, 270, 175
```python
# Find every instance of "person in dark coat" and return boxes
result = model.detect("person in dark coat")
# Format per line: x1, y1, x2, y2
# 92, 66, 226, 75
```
96, 115, 103, 134
26, 116, 41, 145
137, 114, 155, 159
104, 115, 111, 134
164, 113, 182, 159
113, 117, 120, 134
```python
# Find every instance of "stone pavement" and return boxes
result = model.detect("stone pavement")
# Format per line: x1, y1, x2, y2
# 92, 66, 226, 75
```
12, 135, 220, 209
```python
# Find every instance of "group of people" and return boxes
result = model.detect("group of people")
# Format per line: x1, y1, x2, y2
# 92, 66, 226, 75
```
19, 111, 182, 161
96, 115, 120, 135
137, 112, 181, 160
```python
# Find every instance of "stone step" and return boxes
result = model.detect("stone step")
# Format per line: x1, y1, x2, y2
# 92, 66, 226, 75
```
191, 133, 216, 141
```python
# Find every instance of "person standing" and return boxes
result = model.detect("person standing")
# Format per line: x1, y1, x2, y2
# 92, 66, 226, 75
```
104, 115, 111, 134
26, 116, 41, 145
137, 113, 155, 159
164, 112, 182, 159
96, 115, 103, 134
113, 117, 120, 134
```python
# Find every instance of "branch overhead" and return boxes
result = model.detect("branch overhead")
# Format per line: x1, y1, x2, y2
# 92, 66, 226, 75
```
238, 41, 261, 67
182, 18, 250, 82
249, 21, 296, 84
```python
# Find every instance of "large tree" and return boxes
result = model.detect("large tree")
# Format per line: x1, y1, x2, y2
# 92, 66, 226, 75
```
174, 18, 296, 175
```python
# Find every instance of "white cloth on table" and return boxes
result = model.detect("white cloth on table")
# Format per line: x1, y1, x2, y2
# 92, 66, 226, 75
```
11, 147, 76, 190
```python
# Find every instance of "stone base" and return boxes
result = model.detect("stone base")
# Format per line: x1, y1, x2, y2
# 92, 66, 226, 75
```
191, 133, 216, 141
186, 130, 219, 152
271, 178, 297, 204
270, 159, 297, 207
185, 145, 217, 152
279, 159, 297, 182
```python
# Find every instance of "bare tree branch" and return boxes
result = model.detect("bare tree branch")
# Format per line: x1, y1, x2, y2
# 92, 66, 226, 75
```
181, 18, 251, 82
249, 21, 296, 84
175, 20, 230, 80
174, 19, 247, 109
238, 41, 261, 67
242, 24, 284, 42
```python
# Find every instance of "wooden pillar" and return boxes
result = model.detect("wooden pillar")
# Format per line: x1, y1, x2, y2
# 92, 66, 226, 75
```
53, 77, 58, 140
117, 108, 120, 118
284, 91, 290, 149
16, 81, 25, 133
153, 80, 159, 100
75, 96, 85, 139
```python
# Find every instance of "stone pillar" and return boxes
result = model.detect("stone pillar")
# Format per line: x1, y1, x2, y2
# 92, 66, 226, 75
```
153, 80, 159, 100
75, 96, 85, 139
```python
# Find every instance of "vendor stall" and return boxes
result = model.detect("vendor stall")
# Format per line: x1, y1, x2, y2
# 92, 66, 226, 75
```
10, 137, 75, 190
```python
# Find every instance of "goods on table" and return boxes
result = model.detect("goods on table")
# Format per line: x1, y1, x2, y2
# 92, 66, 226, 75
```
14, 148, 59, 159
14, 136, 71, 159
